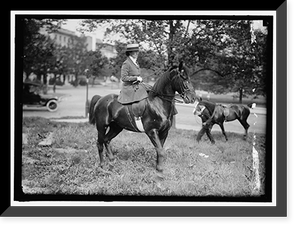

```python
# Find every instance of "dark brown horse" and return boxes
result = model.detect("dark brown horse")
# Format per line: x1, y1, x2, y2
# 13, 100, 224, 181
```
89, 63, 196, 172
193, 96, 252, 144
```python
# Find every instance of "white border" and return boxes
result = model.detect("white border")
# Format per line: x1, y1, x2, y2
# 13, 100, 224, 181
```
12, 10, 275, 16
11, 10, 277, 208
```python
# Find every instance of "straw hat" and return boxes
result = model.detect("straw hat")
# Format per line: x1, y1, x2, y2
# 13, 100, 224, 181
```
126, 43, 139, 52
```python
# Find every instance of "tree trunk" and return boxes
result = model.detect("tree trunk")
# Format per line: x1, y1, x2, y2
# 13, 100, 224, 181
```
53, 75, 57, 93
239, 88, 243, 103
75, 73, 79, 87
25, 70, 31, 80
36, 73, 41, 81
168, 20, 175, 66
42, 74, 47, 85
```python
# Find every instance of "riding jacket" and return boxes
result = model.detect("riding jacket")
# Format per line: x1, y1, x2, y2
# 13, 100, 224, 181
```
121, 56, 141, 83
118, 57, 150, 104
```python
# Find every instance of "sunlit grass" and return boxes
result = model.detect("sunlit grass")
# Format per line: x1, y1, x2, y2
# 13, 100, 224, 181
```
22, 117, 266, 197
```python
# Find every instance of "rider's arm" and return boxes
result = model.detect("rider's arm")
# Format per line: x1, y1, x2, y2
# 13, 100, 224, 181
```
121, 61, 139, 82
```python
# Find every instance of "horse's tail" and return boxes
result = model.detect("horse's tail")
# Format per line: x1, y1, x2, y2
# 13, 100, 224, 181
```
89, 95, 102, 125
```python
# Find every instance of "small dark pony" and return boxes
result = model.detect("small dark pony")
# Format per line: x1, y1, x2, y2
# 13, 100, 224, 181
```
89, 62, 196, 172
193, 96, 252, 143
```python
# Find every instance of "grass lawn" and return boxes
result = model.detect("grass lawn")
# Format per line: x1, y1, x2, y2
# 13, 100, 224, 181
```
21, 117, 266, 199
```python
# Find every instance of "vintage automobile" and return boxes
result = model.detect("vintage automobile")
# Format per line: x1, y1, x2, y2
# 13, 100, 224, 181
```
23, 82, 59, 112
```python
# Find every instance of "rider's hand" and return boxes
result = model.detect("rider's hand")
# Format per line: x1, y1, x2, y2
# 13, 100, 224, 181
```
136, 76, 143, 82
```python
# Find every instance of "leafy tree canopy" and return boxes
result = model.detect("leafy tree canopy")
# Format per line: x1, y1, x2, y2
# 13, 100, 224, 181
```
79, 19, 269, 101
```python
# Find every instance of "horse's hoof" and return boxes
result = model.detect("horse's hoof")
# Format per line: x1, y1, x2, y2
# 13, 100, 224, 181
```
196, 137, 202, 142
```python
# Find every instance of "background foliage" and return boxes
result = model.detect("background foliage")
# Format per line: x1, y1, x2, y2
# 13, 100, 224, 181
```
22, 18, 269, 102
80, 19, 269, 101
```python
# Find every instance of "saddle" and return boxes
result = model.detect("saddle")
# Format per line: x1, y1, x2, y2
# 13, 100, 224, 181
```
117, 83, 150, 132
129, 99, 147, 118
217, 104, 230, 119
123, 99, 147, 132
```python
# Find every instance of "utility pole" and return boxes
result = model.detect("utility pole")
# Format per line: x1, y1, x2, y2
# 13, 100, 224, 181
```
85, 69, 90, 117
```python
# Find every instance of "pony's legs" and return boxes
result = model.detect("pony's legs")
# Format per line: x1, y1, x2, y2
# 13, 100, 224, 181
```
146, 129, 165, 172
196, 128, 206, 142
197, 122, 215, 144
238, 119, 250, 139
219, 123, 228, 141
206, 123, 215, 144
103, 123, 123, 160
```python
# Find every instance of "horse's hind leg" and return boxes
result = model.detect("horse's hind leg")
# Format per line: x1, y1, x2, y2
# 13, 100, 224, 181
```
103, 122, 123, 160
239, 119, 250, 140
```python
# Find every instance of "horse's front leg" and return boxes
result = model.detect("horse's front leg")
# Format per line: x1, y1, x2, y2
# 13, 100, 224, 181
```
206, 123, 215, 144
196, 127, 206, 142
219, 123, 228, 141
197, 122, 215, 144
146, 129, 165, 172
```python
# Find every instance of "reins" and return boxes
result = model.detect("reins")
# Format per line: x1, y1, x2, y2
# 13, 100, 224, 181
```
150, 89, 176, 102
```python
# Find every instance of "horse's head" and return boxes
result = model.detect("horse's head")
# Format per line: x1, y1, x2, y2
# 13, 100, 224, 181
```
193, 103, 206, 116
193, 95, 204, 115
169, 62, 196, 104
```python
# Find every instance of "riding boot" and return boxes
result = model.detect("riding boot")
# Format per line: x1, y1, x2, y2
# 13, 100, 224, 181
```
173, 107, 178, 115
172, 102, 178, 116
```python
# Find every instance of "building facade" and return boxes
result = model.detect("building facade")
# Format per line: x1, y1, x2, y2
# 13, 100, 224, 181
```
95, 38, 117, 59
41, 27, 117, 59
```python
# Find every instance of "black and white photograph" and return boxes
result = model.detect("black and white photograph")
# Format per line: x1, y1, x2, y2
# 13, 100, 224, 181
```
7, 5, 287, 218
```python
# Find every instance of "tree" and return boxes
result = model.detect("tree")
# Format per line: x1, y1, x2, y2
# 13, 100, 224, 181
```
59, 35, 89, 86
79, 19, 189, 67
85, 48, 109, 85
103, 41, 126, 79
251, 30, 268, 96
22, 18, 65, 82
187, 20, 268, 102
79, 19, 268, 102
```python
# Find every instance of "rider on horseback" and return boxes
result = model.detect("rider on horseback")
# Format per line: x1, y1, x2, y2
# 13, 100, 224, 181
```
118, 43, 152, 104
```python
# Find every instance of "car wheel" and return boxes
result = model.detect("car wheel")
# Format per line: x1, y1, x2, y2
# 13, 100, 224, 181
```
46, 100, 58, 112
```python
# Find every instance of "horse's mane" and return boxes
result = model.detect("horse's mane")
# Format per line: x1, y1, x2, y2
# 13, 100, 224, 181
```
150, 67, 177, 96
